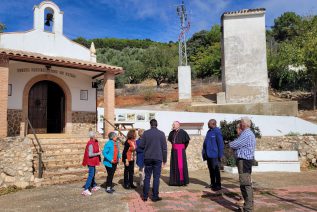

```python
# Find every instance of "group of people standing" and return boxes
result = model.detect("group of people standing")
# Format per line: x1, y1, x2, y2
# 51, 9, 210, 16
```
81, 117, 256, 211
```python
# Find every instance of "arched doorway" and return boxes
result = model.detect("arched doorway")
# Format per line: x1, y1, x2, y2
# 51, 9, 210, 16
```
28, 80, 65, 133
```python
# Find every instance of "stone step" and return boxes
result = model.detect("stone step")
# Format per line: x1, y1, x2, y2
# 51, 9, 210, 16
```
39, 168, 125, 186
33, 150, 84, 156
253, 161, 301, 172
41, 168, 109, 178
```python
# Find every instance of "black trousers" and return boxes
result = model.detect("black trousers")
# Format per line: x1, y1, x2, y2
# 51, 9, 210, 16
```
124, 160, 135, 186
207, 158, 221, 187
106, 163, 117, 188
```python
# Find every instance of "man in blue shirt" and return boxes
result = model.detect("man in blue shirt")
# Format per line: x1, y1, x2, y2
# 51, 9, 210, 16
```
229, 117, 256, 212
202, 119, 224, 191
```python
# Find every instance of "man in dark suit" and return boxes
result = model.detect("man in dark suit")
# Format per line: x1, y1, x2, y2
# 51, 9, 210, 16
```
138, 119, 167, 202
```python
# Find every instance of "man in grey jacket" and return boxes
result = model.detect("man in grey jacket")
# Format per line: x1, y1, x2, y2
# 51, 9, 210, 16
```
139, 119, 167, 202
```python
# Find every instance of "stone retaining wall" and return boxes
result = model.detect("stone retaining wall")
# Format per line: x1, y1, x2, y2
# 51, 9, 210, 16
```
0, 137, 34, 188
184, 136, 317, 169
7, 109, 22, 137
72, 111, 96, 135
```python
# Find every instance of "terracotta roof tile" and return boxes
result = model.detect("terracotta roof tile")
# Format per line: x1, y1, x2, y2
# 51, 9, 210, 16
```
222, 8, 265, 17
0, 48, 124, 74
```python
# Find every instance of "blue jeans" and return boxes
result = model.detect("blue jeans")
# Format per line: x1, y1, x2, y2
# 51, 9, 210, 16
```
143, 159, 162, 199
84, 166, 97, 190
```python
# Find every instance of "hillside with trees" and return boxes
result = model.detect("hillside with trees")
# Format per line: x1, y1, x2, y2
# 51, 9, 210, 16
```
73, 12, 317, 108
1, 11, 316, 108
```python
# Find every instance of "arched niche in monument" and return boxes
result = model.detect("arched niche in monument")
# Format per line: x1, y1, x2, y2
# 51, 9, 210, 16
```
33, 1, 64, 34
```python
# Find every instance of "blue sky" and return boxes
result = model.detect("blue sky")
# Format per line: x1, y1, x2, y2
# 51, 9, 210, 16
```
1, 0, 317, 42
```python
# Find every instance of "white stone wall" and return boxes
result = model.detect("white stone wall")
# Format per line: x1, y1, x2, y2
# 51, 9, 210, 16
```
8, 61, 96, 112
98, 108, 317, 136
222, 13, 269, 103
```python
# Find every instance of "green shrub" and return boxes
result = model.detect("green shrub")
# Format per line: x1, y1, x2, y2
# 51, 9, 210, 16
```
220, 120, 261, 143
286, 131, 301, 136
142, 88, 155, 101
220, 119, 261, 166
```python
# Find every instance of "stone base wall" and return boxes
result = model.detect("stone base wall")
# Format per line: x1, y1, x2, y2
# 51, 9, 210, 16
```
72, 111, 97, 135
0, 137, 34, 188
7, 109, 22, 137
189, 101, 298, 116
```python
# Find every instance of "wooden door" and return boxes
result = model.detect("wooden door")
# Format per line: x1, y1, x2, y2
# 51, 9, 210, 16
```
28, 81, 48, 134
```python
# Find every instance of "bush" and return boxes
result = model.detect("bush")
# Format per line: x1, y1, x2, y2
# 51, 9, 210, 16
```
220, 119, 261, 166
142, 88, 155, 101
220, 120, 261, 143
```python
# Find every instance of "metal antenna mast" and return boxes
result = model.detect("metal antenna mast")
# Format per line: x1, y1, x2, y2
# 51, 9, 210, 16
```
177, 1, 190, 66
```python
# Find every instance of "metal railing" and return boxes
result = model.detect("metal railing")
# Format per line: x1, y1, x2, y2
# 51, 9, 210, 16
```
25, 118, 44, 178
103, 118, 127, 144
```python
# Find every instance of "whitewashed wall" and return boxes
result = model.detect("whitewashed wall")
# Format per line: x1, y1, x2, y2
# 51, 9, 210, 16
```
222, 13, 269, 103
97, 108, 317, 136
8, 61, 96, 112
0, 1, 94, 62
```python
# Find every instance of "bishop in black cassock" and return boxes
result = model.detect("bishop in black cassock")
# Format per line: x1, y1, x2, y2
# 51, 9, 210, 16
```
168, 121, 190, 186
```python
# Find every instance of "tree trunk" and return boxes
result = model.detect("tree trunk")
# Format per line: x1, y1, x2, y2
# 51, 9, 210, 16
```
313, 86, 317, 110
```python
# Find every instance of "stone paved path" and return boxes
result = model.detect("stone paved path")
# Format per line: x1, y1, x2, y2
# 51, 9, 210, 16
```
1, 170, 317, 212
128, 186, 317, 211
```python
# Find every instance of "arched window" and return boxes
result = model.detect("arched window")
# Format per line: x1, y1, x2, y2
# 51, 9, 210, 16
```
44, 7, 54, 32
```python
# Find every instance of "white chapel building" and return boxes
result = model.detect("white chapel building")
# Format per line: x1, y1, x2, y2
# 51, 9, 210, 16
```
0, 1, 123, 138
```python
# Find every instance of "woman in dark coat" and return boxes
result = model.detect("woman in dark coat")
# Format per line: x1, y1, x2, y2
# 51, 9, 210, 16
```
168, 121, 190, 186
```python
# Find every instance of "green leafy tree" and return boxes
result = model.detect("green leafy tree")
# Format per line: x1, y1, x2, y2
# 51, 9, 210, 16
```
97, 47, 147, 87
72, 37, 90, 48
188, 25, 222, 79
272, 12, 302, 42
302, 16, 317, 109
0, 23, 6, 33
142, 46, 178, 87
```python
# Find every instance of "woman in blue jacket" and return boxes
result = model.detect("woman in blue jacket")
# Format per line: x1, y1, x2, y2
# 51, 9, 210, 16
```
103, 132, 121, 194
202, 119, 224, 191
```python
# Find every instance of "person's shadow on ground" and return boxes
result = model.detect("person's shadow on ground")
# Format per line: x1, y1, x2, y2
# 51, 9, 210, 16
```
160, 175, 209, 187
201, 187, 242, 211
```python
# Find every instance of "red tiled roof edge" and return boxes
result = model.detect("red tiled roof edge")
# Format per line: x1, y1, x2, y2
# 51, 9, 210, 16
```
0, 48, 124, 75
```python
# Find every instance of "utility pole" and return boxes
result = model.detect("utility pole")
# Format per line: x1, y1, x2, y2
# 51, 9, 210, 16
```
176, 0, 192, 102
177, 1, 190, 66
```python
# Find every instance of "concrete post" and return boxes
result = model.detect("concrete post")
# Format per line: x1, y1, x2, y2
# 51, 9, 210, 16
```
103, 73, 115, 135
178, 66, 192, 102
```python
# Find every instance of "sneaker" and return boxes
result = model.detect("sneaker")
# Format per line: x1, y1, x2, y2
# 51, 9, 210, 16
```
106, 189, 114, 194
81, 189, 92, 196
111, 187, 115, 192
92, 186, 101, 192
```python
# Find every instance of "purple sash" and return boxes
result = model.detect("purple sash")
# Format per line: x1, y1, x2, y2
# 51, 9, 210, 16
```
172, 143, 185, 181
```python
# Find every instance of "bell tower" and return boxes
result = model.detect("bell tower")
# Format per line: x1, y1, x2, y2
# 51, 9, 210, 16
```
33, 1, 64, 34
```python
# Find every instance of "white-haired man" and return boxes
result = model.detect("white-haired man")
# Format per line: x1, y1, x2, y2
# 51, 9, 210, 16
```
229, 117, 256, 212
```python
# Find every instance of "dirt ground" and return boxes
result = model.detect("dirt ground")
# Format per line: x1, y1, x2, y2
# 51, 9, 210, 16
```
109, 83, 317, 124
1, 169, 317, 212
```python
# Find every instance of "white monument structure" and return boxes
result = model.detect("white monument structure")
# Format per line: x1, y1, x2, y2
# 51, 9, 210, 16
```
221, 8, 269, 104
